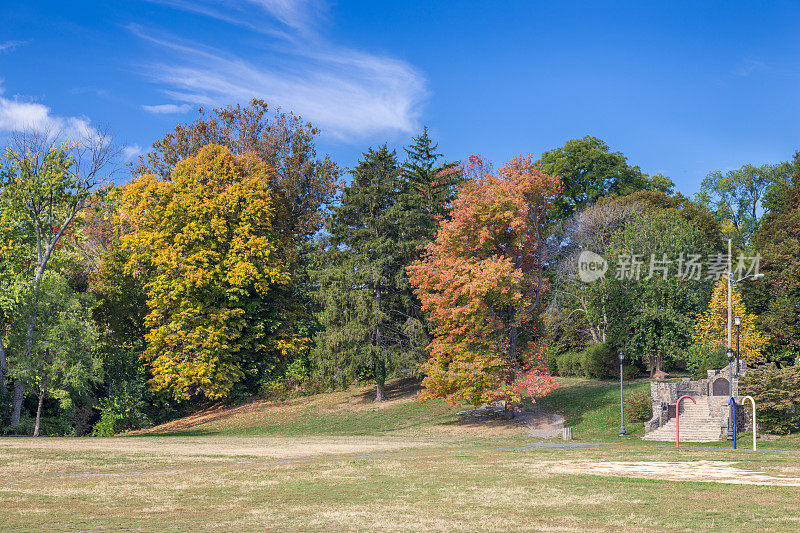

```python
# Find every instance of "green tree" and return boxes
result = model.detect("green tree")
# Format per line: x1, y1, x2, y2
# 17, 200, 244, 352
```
748, 152, 800, 354
605, 208, 714, 375
313, 146, 424, 401
401, 128, 461, 247
536, 136, 672, 219
699, 161, 794, 247
0, 132, 113, 428
546, 191, 722, 350
8, 273, 98, 436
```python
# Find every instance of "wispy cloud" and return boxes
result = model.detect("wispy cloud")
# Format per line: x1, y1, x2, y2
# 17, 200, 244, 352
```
123, 144, 143, 160
147, 0, 326, 35
142, 103, 193, 114
0, 40, 26, 54
134, 1, 426, 140
732, 57, 769, 77
0, 83, 96, 140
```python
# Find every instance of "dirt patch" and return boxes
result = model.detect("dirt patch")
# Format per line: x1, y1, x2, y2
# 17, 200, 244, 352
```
550, 460, 800, 487
456, 404, 565, 438
0, 435, 434, 459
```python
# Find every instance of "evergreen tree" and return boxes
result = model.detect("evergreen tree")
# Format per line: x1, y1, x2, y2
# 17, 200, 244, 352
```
313, 146, 425, 401
401, 127, 461, 248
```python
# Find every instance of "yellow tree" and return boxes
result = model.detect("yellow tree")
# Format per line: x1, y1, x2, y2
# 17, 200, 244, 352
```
122, 145, 290, 400
693, 277, 767, 364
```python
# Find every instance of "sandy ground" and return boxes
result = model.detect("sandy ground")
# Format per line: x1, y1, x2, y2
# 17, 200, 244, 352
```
550, 460, 800, 487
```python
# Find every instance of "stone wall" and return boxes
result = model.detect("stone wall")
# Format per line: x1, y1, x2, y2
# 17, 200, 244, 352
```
645, 361, 750, 434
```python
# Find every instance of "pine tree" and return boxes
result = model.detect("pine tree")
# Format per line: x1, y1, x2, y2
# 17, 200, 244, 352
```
313, 146, 425, 401
401, 128, 461, 250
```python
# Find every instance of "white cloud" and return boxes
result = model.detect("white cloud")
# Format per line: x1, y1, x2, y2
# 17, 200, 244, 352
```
123, 144, 143, 160
0, 40, 26, 54
133, 1, 426, 140
147, 0, 325, 35
141, 103, 193, 114
0, 83, 96, 141
732, 57, 769, 77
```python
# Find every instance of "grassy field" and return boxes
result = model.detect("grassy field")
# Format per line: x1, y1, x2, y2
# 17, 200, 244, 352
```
2, 377, 800, 531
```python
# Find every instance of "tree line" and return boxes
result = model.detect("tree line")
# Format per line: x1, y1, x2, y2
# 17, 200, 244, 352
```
2, 99, 799, 435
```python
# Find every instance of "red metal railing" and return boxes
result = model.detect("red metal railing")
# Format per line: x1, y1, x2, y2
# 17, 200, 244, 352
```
676, 395, 697, 449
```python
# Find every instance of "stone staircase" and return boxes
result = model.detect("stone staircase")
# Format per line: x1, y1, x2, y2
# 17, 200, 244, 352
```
642, 397, 723, 442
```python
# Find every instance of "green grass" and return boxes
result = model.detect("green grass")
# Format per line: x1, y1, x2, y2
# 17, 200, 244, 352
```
537, 376, 652, 439
4, 377, 800, 531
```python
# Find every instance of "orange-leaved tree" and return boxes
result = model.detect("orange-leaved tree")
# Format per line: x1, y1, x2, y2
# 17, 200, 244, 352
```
408, 155, 560, 407
693, 277, 767, 365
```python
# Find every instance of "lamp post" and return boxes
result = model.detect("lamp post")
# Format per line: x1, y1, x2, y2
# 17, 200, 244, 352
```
734, 314, 741, 376
618, 350, 626, 437
727, 348, 734, 441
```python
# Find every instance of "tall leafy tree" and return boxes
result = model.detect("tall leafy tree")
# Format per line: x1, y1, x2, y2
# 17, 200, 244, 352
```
0, 131, 114, 427
748, 152, 800, 355
699, 161, 794, 247
409, 155, 560, 407
313, 146, 423, 401
122, 145, 291, 401
536, 136, 672, 219
605, 208, 715, 375
8, 273, 98, 436
691, 277, 767, 365
546, 191, 722, 349
134, 100, 340, 385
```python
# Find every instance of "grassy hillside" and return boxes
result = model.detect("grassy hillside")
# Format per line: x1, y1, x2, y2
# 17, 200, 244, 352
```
135, 378, 524, 439
134, 376, 654, 441
537, 377, 652, 440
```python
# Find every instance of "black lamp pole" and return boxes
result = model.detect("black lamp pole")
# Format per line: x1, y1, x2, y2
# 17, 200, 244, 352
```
618, 350, 626, 437
734, 315, 741, 377
726, 348, 734, 441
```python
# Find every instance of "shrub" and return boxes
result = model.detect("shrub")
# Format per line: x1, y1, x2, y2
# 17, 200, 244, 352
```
555, 351, 582, 376
626, 391, 653, 422
739, 363, 800, 435
543, 343, 560, 376
259, 379, 292, 401
582, 343, 613, 378
92, 393, 151, 436
685, 343, 728, 379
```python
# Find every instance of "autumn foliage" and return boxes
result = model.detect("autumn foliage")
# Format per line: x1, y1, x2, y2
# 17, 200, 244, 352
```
122, 145, 292, 400
692, 277, 767, 364
408, 155, 560, 406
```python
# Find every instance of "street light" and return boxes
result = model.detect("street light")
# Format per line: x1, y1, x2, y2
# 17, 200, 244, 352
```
734, 314, 741, 376
618, 350, 626, 437
727, 348, 735, 441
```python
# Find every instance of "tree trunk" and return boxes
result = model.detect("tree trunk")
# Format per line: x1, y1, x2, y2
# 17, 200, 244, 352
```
11, 380, 23, 428
33, 390, 44, 437
374, 280, 385, 402
508, 324, 518, 361
0, 333, 6, 395
13, 240, 54, 427
375, 380, 386, 402
374, 352, 386, 402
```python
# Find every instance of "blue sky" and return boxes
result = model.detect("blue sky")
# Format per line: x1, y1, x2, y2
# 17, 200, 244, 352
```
1, 1, 798, 195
